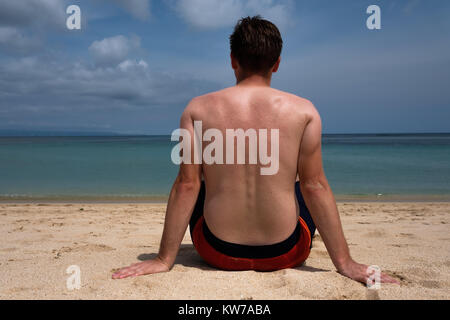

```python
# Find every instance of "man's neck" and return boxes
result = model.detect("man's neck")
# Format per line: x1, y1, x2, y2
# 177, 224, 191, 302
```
236, 73, 272, 87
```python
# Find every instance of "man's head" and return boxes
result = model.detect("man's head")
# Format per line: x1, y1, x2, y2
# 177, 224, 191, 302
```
230, 16, 283, 78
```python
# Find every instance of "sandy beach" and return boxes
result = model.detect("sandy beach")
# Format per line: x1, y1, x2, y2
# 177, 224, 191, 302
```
0, 202, 449, 300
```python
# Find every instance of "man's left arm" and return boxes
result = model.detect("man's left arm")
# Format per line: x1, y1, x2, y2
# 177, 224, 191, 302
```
113, 103, 201, 279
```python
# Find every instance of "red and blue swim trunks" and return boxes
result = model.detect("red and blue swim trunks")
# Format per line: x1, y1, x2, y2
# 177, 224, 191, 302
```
189, 182, 315, 272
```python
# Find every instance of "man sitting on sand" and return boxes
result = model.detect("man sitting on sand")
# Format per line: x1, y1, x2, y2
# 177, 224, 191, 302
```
113, 16, 398, 285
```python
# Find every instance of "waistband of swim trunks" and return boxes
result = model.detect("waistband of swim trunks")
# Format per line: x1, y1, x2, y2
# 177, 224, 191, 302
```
202, 219, 302, 259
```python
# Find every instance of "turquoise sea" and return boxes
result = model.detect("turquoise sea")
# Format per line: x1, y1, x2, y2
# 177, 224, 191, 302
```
0, 134, 449, 202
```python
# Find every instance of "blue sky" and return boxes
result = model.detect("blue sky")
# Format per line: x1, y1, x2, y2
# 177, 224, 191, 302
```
0, 0, 449, 134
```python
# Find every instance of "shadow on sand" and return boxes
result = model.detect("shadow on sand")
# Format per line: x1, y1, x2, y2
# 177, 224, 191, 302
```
137, 244, 214, 271
138, 244, 330, 274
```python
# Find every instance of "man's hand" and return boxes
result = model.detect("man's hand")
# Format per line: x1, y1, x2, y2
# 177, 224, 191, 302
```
112, 256, 170, 279
338, 259, 400, 285
297, 106, 399, 287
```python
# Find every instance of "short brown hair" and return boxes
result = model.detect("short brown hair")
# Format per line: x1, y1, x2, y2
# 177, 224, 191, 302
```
230, 16, 283, 74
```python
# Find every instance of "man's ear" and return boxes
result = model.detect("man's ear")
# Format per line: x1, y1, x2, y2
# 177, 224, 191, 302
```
272, 57, 281, 73
230, 53, 238, 70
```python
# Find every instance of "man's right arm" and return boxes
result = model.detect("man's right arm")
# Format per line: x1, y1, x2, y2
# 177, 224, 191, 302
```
297, 104, 398, 285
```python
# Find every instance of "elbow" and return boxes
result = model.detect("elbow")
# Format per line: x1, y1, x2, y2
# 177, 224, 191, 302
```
174, 177, 201, 194
300, 176, 329, 198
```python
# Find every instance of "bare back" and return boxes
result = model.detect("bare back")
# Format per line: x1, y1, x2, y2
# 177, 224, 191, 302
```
187, 85, 316, 245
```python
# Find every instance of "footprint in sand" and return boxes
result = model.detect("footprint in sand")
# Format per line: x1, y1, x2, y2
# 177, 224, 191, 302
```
399, 233, 417, 239
419, 280, 442, 289
387, 266, 440, 287
53, 243, 115, 259
86, 232, 103, 238
384, 270, 409, 284
14, 219, 30, 223
7, 287, 39, 294
364, 230, 386, 238
405, 266, 438, 279
51, 222, 64, 227
390, 244, 411, 248
264, 273, 288, 290
310, 249, 329, 258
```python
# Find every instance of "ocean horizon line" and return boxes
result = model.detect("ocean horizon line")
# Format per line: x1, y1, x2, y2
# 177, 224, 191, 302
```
1, 132, 450, 138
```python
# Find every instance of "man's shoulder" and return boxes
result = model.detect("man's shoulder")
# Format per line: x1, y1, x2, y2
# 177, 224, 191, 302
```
185, 87, 318, 118
270, 89, 317, 118
191, 87, 313, 104
186, 89, 228, 110
272, 88, 314, 107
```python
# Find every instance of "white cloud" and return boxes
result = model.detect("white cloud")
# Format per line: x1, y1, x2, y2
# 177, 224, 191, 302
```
246, 0, 292, 28
0, 0, 65, 55
0, 52, 218, 134
0, 0, 65, 28
0, 26, 41, 54
176, 0, 243, 29
114, 0, 151, 21
175, 0, 293, 29
118, 59, 149, 72
0, 53, 216, 116
88, 35, 141, 67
